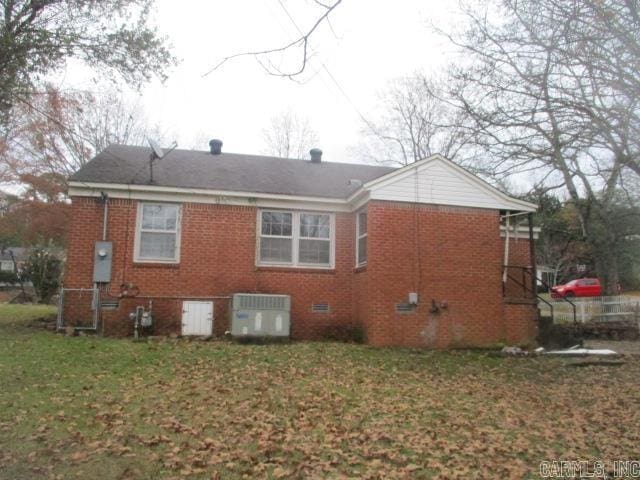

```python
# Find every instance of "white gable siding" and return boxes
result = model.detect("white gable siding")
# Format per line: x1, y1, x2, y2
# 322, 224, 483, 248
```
369, 159, 522, 210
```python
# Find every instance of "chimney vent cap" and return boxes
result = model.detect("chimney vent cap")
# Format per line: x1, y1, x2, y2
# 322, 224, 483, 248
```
209, 139, 223, 154
309, 148, 322, 163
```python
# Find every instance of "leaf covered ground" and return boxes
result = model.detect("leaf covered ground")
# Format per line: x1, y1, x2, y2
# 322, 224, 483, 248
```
1, 306, 639, 479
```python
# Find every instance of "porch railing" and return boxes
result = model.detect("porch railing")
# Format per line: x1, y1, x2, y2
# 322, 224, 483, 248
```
502, 265, 576, 324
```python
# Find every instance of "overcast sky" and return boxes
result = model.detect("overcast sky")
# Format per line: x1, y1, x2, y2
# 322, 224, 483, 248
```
120, 0, 460, 163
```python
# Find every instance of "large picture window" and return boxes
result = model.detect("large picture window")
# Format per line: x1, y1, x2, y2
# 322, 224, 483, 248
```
135, 203, 181, 263
258, 210, 334, 268
356, 209, 367, 266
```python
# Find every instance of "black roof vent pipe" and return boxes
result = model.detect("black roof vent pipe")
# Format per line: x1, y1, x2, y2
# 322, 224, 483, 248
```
209, 139, 223, 155
309, 148, 322, 163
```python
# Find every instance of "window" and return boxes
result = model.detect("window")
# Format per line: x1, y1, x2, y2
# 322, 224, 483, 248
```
356, 209, 367, 266
260, 211, 293, 263
258, 210, 334, 268
299, 213, 330, 264
135, 203, 181, 263
0, 261, 13, 272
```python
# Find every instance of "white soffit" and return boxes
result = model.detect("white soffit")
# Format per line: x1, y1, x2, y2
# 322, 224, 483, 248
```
363, 155, 537, 212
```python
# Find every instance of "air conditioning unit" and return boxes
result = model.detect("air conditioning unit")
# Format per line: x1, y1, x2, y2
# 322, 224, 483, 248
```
231, 293, 291, 337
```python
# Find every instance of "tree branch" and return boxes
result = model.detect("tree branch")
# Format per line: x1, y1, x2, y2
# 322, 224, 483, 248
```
202, 0, 342, 79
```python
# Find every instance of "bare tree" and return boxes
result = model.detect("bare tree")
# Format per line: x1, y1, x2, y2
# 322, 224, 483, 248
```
204, 0, 343, 79
439, 0, 640, 293
357, 73, 479, 168
1, 86, 165, 180
262, 109, 319, 159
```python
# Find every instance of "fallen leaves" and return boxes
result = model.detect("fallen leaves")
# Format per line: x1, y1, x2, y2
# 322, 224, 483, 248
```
1, 339, 640, 478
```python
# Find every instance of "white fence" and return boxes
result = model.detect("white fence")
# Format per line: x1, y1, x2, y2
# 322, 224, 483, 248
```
539, 296, 640, 324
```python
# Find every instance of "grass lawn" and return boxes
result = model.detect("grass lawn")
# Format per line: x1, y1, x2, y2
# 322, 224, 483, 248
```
1, 306, 639, 479
0, 304, 57, 328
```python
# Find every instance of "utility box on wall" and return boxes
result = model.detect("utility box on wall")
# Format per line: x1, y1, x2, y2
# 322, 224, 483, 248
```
231, 293, 291, 337
93, 241, 112, 283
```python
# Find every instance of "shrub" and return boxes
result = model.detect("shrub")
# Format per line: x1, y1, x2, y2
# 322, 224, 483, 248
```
320, 325, 365, 344
23, 247, 62, 303
0, 270, 19, 284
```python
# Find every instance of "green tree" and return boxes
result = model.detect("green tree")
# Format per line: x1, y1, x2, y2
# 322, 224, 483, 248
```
23, 246, 62, 303
0, 191, 22, 246
528, 190, 640, 290
525, 191, 584, 285
0, 0, 176, 123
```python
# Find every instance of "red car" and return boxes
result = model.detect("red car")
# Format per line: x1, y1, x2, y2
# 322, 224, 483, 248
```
550, 278, 601, 298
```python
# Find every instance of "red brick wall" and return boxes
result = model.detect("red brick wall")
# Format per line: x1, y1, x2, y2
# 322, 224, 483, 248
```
503, 303, 538, 344
64, 196, 537, 347
64, 197, 357, 339
360, 201, 537, 348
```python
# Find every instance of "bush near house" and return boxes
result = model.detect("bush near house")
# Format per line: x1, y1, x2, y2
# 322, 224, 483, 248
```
0, 308, 638, 478
0, 271, 19, 284
23, 246, 62, 304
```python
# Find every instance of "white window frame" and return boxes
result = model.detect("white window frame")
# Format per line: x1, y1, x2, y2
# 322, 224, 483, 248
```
257, 209, 335, 269
257, 210, 294, 266
356, 208, 368, 267
134, 202, 182, 263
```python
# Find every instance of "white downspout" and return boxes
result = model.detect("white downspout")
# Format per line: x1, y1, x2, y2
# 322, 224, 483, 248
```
502, 211, 510, 284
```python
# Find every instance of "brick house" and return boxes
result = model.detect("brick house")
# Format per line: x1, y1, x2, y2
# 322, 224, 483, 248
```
63, 142, 539, 348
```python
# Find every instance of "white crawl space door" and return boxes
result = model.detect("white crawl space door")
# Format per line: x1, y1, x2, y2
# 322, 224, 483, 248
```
181, 301, 213, 336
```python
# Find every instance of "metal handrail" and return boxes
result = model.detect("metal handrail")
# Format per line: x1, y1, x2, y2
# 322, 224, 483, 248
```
534, 271, 577, 325
503, 265, 577, 325
504, 271, 554, 319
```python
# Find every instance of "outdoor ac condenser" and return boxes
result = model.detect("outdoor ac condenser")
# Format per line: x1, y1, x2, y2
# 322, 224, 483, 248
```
231, 293, 291, 337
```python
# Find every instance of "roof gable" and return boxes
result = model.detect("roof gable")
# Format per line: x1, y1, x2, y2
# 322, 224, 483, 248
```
364, 154, 536, 212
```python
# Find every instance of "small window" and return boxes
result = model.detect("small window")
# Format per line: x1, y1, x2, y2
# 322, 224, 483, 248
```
135, 203, 181, 263
356, 210, 367, 266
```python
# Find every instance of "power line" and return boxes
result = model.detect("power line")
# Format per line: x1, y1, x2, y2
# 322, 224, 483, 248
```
274, 0, 380, 137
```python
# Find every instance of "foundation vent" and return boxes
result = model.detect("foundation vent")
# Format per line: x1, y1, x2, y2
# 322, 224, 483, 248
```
395, 303, 416, 314
100, 299, 119, 310
311, 303, 330, 313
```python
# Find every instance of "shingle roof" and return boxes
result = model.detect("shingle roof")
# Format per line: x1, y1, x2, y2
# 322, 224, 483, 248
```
0, 247, 28, 261
70, 145, 396, 199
